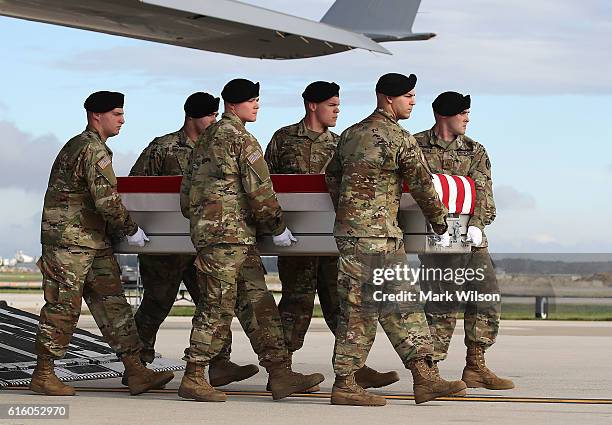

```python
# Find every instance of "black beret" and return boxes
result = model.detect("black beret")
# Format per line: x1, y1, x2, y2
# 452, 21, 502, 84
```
432, 91, 471, 116
302, 81, 340, 103
375, 73, 417, 96
84, 91, 124, 113
184, 92, 220, 118
221, 79, 260, 103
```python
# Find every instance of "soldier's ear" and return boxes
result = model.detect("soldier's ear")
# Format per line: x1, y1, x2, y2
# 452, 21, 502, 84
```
305, 101, 317, 113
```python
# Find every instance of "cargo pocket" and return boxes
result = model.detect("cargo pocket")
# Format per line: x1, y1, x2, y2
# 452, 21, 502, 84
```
37, 252, 87, 305
86, 252, 123, 296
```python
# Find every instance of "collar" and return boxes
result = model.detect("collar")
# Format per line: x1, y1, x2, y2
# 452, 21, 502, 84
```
374, 108, 398, 124
221, 112, 246, 130
297, 119, 328, 141
428, 126, 464, 150
178, 128, 195, 148
84, 127, 113, 155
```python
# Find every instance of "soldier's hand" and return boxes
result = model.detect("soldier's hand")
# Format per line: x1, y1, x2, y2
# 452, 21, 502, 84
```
127, 227, 150, 247
272, 227, 298, 247
435, 232, 451, 247
464, 226, 483, 246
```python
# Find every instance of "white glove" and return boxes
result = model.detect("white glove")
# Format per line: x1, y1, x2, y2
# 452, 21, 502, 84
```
127, 227, 150, 247
435, 232, 451, 248
464, 226, 483, 246
272, 227, 298, 247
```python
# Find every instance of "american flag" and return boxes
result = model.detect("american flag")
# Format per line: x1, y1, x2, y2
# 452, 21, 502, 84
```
432, 174, 475, 215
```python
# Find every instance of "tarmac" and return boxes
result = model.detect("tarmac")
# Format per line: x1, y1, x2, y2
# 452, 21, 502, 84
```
1, 314, 612, 425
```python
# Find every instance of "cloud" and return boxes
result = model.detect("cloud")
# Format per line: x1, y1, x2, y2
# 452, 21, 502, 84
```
0, 120, 139, 191
48, 0, 612, 95
607, 163, 612, 173
532, 233, 558, 244
494, 185, 536, 210
112, 151, 138, 176
0, 120, 137, 256
0, 188, 42, 257
0, 121, 61, 192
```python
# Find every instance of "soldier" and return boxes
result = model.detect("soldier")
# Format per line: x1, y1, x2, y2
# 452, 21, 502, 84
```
30, 91, 174, 396
179, 78, 324, 402
325, 73, 467, 406
128, 92, 258, 387
414, 91, 514, 390
265, 81, 399, 391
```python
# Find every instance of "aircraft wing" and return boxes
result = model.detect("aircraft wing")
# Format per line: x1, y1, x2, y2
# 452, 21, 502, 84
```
0, 0, 391, 59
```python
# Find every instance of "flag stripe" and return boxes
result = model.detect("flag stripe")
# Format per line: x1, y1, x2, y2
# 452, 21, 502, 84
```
432, 175, 443, 205
451, 175, 465, 214
467, 177, 476, 214
458, 176, 472, 214
445, 174, 458, 213
438, 174, 450, 208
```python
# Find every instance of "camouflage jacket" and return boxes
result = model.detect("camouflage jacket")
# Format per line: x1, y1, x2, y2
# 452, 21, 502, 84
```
413, 127, 496, 238
41, 128, 138, 249
180, 112, 286, 248
326, 109, 448, 238
265, 119, 339, 174
130, 129, 194, 176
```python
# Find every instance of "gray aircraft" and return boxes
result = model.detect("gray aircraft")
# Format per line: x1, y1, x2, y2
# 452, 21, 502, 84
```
0, 0, 434, 59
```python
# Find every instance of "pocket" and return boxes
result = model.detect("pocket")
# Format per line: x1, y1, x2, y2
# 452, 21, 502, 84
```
86, 253, 123, 296
246, 153, 270, 182
43, 279, 59, 303
38, 253, 86, 303
96, 158, 117, 186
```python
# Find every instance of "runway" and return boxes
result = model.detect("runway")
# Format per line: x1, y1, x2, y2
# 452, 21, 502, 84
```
6, 386, 612, 405
2, 317, 611, 425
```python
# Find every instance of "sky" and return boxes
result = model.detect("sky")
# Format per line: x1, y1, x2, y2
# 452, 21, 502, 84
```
0, 0, 611, 257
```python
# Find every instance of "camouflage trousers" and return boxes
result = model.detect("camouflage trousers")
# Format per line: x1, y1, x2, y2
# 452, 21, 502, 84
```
36, 245, 142, 360
134, 254, 232, 364
419, 247, 501, 362
333, 237, 433, 377
277, 256, 340, 353
183, 244, 289, 369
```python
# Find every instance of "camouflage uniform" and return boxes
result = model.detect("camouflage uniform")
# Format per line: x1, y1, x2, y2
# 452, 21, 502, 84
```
129, 129, 229, 363
265, 120, 340, 352
325, 109, 449, 376
36, 128, 142, 359
180, 112, 290, 368
414, 127, 500, 361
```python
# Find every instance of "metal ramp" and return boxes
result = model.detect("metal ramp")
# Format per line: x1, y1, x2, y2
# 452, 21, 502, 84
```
0, 302, 183, 387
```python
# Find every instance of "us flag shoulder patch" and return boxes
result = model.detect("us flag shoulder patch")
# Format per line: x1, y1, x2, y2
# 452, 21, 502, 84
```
247, 150, 262, 164
97, 156, 111, 170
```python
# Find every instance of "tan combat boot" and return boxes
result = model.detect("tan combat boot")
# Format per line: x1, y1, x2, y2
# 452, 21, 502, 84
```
408, 358, 467, 404
209, 359, 259, 387
266, 380, 320, 393
120, 357, 166, 389
265, 354, 320, 393
267, 365, 324, 400
330, 374, 386, 406
354, 365, 400, 389
29, 358, 75, 396
178, 362, 227, 402
432, 362, 467, 397
122, 353, 174, 395
462, 344, 515, 390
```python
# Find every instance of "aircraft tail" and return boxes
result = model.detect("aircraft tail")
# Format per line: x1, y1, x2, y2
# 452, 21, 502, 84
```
320, 0, 435, 42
